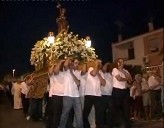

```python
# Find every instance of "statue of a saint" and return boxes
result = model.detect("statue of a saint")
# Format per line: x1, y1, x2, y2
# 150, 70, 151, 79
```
56, 3, 69, 33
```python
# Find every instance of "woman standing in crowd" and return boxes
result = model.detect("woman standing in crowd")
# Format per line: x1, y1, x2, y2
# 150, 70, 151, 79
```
112, 58, 132, 128
141, 73, 151, 120
131, 74, 142, 120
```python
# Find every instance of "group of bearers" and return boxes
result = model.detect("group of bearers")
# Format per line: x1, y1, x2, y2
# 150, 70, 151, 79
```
45, 57, 133, 128
3, 56, 163, 128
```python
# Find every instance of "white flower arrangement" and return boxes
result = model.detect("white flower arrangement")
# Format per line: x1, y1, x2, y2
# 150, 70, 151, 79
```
30, 31, 98, 70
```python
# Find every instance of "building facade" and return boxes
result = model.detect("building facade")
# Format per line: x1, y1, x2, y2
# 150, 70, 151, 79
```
112, 27, 163, 81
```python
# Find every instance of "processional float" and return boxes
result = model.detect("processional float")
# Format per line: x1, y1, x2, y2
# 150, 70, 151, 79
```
28, 3, 98, 98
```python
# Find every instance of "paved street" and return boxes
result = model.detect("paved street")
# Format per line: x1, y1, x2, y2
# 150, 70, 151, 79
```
0, 93, 163, 128
0, 94, 45, 128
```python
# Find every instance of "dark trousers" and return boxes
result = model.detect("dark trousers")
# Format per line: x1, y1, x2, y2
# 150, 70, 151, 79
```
46, 95, 63, 128
21, 93, 29, 116
6, 90, 13, 106
31, 98, 43, 121
150, 89, 162, 118
0, 90, 3, 103
112, 88, 131, 128
101, 95, 113, 128
83, 95, 104, 128
45, 94, 51, 118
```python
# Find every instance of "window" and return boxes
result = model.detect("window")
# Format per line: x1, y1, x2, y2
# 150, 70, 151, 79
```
128, 48, 135, 60
148, 38, 160, 53
144, 32, 163, 55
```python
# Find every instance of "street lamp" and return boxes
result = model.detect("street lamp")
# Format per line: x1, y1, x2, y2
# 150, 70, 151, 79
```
48, 32, 55, 44
85, 36, 91, 48
12, 69, 15, 77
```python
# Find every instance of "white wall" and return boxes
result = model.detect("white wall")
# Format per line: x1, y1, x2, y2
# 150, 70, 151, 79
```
124, 38, 145, 66
112, 28, 163, 66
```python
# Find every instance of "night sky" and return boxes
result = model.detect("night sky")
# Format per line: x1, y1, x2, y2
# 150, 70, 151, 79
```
0, 0, 163, 80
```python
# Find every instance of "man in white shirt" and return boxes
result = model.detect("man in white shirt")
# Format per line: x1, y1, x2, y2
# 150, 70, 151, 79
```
59, 58, 83, 128
112, 58, 132, 128
83, 59, 106, 128
101, 62, 113, 128
78, 64, 96, 128
47, 60, 65, 128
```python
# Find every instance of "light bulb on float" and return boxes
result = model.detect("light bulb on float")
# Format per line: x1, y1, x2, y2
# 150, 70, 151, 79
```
48, 32, 55, 44
85, 36, 91, 48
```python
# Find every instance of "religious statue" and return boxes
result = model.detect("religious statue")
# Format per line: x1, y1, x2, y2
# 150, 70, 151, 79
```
56, 3, 69, 34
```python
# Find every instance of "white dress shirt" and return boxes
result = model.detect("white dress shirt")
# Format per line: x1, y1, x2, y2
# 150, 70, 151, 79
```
49, 71, 65, 97
85, 67, 104, 96
63, 69, 81, 97
112, 68, 129, 89
101, 72, 113, 95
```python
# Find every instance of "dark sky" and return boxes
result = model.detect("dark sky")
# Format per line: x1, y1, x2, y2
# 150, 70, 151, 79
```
0, 0, 163, 80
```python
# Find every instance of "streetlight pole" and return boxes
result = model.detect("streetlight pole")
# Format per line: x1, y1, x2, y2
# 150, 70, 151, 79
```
12, 69, 15, 78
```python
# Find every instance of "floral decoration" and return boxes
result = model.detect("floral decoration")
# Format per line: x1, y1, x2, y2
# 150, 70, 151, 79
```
30, 31, 98, 70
